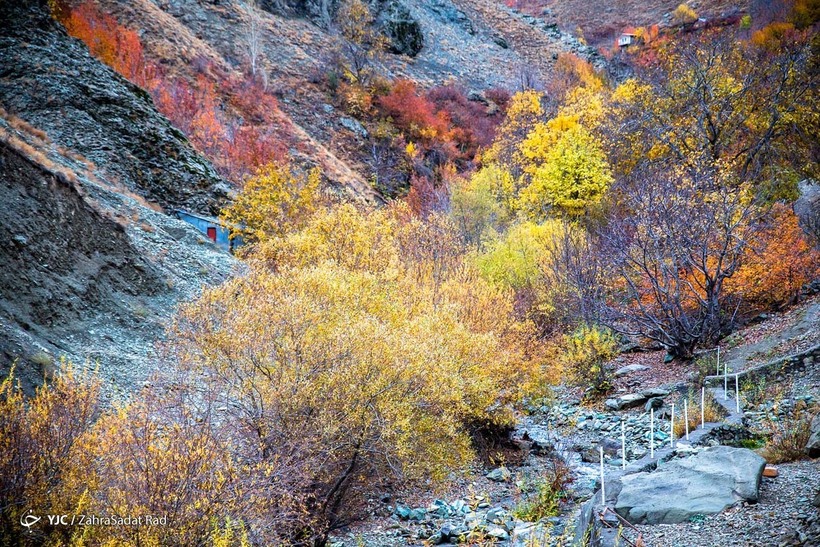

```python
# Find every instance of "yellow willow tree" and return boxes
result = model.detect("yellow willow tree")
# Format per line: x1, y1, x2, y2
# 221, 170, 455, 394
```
170, 263, 520, 543
170, 203, 551, 544
221, 162, 321, 246
0, 366, 101, 547
518, 123, 613, 219
584, 27, 817, 357
607, 28, 817, 196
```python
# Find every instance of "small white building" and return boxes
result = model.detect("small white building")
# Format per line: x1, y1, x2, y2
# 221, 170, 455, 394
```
618, 32, 637, 47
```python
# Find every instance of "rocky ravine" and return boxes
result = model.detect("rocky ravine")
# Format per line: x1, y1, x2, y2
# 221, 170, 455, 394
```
0, 0, 237, 396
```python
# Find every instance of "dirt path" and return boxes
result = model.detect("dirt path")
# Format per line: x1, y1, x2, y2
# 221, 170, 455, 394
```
721, 297, 820, 374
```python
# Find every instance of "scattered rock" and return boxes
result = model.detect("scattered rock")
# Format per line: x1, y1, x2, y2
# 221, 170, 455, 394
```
339, 117, 368, 138
640, 387, 671, 398
615, 446, 766, 524
394, 504, 426, 521
645, 397, 665, 411
606, 393, 648, 410
615, 364, 650, 378
486, 466, 511, 482
486, 527, 509, 541
764, 465, 779, 478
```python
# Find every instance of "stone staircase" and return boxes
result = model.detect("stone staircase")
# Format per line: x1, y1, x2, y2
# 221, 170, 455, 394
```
572, 388, 748, 546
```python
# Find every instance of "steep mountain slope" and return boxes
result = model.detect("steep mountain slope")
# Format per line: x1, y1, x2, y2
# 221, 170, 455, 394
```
503, 0, 747, 45
95, 0, 596, 198
0, 0, 237, 396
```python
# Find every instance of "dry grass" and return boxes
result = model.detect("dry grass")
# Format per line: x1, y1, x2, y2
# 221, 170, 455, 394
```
0, 126, 79, 184
57, 144, 96, 170
674, 390, 725, 437
1, 106, 50, 143
759, 403, 817, 464
8, 115, 49, 143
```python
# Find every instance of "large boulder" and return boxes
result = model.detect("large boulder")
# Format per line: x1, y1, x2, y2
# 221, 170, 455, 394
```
379, 0, 423, 56
807, 413, 820, 458
605, 393, 647, 410
614, 446, 765, 524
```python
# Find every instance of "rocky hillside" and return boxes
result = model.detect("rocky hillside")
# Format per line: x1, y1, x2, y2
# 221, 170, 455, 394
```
503, 0, 748, 46
0, 0, 237, 396
96, 0, 597, 199
0, 0, 602, 393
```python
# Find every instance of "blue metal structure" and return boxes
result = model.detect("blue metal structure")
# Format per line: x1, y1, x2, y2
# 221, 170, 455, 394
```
174, 209, 242, 252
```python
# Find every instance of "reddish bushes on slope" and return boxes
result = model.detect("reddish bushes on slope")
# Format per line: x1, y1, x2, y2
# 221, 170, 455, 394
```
378, 81, 506, 166
55, 1, 286, 183
428, 85, 503, 154
378, 79, 454, 145
376, 80, 508, 213
60, 0, 150, 86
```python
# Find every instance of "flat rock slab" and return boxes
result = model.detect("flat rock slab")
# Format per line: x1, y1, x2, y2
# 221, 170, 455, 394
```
605, 393, 647, 410
614, 364, 650, 378
614, 446, 765, 524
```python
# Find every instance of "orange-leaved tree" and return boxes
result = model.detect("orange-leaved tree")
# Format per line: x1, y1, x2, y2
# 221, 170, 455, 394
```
728, 203, 820, 309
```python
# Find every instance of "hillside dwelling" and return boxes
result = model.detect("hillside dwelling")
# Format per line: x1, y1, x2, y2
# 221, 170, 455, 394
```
618, 32, 637, 47
175, 209, 242, 252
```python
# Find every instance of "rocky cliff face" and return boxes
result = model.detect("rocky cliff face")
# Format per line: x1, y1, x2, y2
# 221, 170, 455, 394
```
0, 0, 237, 396
0, 0, 230, 216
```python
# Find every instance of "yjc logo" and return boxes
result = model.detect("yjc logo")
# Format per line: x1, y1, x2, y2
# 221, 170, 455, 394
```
20, 511, 41, 532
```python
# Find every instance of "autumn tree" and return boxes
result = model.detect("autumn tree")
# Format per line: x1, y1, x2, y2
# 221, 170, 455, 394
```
450, 165, 513, 247
378, 79, 452, 145
561, 324, 618, 395
333, 0, 386, 85
671, 4, 698, 26
481, 89, 545, 176
727, 203, 820, 308
221, 162, 320, 246
0, 366, 101, 546
171, 201, 546, 540
58, 1, 148, 86
242, 0, 267, 87
518, 123, 612, 219
581, 28, 819, 357
595, 169, 757, 358
609, 30, 817, 197
474, 219, 590, 334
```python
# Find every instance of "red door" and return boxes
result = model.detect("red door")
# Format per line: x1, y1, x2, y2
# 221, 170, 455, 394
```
206, 226, 217, 242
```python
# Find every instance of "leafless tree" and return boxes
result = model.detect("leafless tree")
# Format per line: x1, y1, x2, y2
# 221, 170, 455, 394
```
242, 1, 266, 86
594, 168, 758, 358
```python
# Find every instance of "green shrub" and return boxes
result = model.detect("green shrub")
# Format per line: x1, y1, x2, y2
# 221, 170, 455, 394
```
561, 324, 618, 396
760, 406, 816, 463
513, 458, 571, 522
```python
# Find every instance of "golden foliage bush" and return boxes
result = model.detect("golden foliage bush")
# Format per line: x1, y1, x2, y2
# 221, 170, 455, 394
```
671, 4, 698, 25
727, 204, 820, 309
760, 407, 816, 464
221, 162, 321, 246
0, 365, 101, 546
561, 324, 618, 395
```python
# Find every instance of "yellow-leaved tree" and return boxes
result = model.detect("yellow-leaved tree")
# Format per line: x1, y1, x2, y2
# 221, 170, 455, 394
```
518, 124, 612, 219
221, 162, 320, 246
481, 89, 544, 176
173, 202, 554, 541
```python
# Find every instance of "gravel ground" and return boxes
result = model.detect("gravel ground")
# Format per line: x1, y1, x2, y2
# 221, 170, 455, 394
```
627, 459, 820, 547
